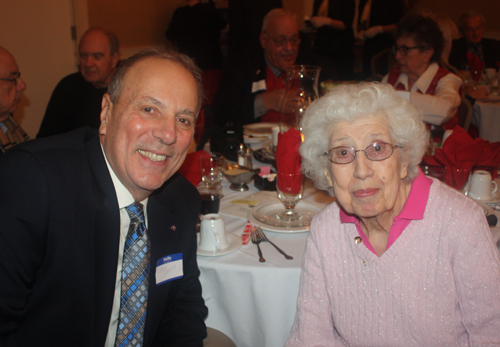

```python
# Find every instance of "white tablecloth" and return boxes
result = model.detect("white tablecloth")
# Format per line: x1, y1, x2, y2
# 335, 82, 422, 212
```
198, 177, 334, 347
198, 175, 500, 347
472, 100, 500, 142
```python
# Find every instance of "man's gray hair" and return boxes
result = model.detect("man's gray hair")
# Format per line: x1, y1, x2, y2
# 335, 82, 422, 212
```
81, 27, 120, 55
107, 48, 204, 113
300, 83, 429, 196
458, 11, 486, 32
261, 8, 297, 34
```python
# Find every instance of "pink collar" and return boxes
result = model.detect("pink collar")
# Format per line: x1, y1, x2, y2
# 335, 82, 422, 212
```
339, 168, 432, 255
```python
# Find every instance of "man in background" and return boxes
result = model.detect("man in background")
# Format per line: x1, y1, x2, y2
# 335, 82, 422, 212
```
0, 49, 207, 346
449, 11, 500, 71
37, 27, 120, 138
212, 9, 335, 128
0, 47, 28, 153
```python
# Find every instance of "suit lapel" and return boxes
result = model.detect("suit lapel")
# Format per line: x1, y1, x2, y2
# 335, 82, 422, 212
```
85, 131, 121, 344
143, 190, 182, 346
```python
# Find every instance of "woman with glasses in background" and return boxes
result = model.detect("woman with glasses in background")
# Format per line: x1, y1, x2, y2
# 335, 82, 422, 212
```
382, 14, 462, 130
285, 83, 500, 346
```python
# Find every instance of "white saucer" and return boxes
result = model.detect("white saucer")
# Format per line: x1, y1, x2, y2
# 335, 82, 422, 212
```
243, 122, 279, 136
197, 233, 242, 257
248, 201, 321, 233
468, 191, 500, 203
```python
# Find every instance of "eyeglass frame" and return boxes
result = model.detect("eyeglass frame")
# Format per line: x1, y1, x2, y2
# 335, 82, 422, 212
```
0, 71, 21, 86
323, 142, 403, 164
392, 44, 425, 56
265, 32, 301, 48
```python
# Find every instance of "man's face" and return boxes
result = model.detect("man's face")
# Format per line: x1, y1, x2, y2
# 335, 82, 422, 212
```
260, 15, 300, 71
0, 49, 27, 121
79, 30, 119, 88
99, 57, 198, 201
462, 16, 484, 45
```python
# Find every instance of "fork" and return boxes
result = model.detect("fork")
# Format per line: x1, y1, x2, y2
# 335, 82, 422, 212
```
254, 227, 293, 260
251, 228, 266, 262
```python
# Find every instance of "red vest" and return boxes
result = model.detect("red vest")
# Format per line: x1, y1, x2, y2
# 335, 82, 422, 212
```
386, 66, 459, 130
261, 64, 291, 123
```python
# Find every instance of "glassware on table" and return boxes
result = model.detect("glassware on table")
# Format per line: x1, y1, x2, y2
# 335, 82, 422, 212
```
199, 152, 225, 191
485, 68, 499, 96
198, 184, 223, 215
279, 65, 320, 133
470, 67, 483, 91
276, 172, 304, 221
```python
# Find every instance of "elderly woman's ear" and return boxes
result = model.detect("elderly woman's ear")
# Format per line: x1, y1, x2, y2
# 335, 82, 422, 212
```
323, 167, 334, 187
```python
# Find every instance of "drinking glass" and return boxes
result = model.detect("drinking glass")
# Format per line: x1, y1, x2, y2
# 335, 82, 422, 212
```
279, 65, 320, 133
470, 67, 483, 90
200, 152, 225, 190
276, 172, 304, 221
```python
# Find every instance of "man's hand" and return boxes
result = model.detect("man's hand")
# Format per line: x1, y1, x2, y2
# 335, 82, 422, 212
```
262, 89, 304, 113
360, 25, 384, 40
310, 16, 331, 28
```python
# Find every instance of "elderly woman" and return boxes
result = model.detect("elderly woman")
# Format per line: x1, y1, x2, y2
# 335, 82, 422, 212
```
382, 14, 462, 129
285, 83, 500, 346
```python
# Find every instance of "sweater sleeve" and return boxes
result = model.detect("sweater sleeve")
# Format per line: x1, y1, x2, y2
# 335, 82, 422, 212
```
450, 202, 500, 346
285, 215, 347, 347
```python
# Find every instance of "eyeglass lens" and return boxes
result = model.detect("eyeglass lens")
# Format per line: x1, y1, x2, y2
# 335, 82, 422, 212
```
273, 36, 300, 47
326, 142, 396, 164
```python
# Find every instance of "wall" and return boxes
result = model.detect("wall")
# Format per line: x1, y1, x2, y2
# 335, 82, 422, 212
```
410, 0, 500, 35
0, 0, 77, 138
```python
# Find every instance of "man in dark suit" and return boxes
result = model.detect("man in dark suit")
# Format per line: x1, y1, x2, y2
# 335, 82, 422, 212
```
449, 11, 500, 71
212, 8, 335, 128
0, 49, 208, 346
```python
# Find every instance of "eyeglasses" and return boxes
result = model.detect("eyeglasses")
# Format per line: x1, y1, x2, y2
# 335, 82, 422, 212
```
392, 45, 422, 55
270, 35, 301, 48
0, 72, 21, 86
324, 142, 403, 164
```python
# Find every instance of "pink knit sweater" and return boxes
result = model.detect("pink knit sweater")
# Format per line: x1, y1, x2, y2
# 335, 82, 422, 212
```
285, 178, 500, 346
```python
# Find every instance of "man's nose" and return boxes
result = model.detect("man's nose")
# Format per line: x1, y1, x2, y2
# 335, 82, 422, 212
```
153, 116, 177, 145
16, 77, 27, 92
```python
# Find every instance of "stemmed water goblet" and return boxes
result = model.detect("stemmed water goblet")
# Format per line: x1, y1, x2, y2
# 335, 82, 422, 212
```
276, 171, 304, 222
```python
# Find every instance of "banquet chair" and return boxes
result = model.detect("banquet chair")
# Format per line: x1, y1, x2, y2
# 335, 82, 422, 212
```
457, 96, 473, 132
370, 48, 396, 81
203, 327, 237, 347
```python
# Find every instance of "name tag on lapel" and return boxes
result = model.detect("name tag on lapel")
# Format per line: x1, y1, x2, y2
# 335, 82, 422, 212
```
252, 79, 267, 93
156, 253, 183, 285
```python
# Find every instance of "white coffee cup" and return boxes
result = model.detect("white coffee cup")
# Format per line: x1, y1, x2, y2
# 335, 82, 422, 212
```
468, 170, 498, 201
199, 214, 228, 252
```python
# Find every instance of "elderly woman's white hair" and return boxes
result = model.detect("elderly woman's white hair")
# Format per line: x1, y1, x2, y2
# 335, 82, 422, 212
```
300, 82, 429, 195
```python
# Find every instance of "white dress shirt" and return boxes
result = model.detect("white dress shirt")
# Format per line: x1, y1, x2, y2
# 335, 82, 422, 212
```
101, 146, 149, 347
382, 62, 463, 125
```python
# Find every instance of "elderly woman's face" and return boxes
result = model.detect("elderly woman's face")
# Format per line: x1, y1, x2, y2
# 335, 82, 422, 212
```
324, 114, 409, 219
395, 36, 434, 79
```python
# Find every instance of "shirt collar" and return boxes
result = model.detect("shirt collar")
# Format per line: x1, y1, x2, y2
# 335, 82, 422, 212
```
339, 168, 432, 223
264, 54, 283, 78
394, 62, 439, 94
100, 143, 148, 210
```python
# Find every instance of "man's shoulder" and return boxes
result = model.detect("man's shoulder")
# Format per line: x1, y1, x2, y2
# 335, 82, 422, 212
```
12, 127, 98, 158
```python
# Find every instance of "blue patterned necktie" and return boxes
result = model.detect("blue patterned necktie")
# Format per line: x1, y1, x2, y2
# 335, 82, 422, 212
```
115, 202, 149, 347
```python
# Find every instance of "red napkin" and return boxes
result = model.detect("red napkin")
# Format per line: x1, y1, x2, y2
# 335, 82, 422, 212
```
178, 151, 211, 186
275, 128, 303, 194
467, 52, 485, 76
422, 126, 500, 189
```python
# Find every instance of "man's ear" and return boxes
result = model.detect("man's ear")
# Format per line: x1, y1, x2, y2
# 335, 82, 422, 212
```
99, 93, 113, 136
111, 51, 121, 69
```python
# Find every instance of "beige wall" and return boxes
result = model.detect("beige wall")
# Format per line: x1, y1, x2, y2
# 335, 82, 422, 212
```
409, 0, 500, 34
0, 0, 77, 138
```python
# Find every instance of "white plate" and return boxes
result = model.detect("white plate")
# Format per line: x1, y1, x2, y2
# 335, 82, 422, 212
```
248, 201, 321, 233
197, 233, 242, 257
468, 191, 500, 203
243, 122, 279, 136
243, 134, 270, 143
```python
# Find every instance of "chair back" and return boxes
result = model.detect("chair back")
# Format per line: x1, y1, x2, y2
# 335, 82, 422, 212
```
370, 49, 396, 81
457, 97, 473, 132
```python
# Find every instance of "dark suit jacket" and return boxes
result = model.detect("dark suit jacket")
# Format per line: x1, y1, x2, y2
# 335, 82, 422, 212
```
0, 128, 207, 347
211, 47, 336, 127
449, 37, 500, 71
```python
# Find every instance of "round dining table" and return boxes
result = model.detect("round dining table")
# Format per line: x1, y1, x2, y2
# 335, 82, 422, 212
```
197, 171, 500, 347
472, 98, 500, 142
